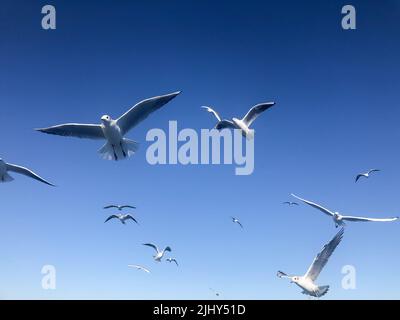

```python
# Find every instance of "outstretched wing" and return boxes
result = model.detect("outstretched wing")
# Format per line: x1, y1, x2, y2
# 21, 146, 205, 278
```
121, 205, 136, 209
143, 243, 159, 253
342, 215, 399, 223
201, 106, 222, 122
126, 215, 139, 224
368, 169, 380, 174
164, 246, 172, 253
103, 205, 118, 209
36, 123, 104, 139
291, 194, 334, 217
117, 91, 181, 135
128, 265, 150, 273
355, 174, 365, 182
104, 215, 119, 223
6, 163, 54, 186
305, 228, 344, 281
277, 271, 290, 278
215, 120, 235, 130
242, 102, 275, 127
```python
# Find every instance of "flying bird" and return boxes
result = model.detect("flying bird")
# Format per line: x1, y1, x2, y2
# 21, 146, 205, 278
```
166, 258, 179, 266
283, 201, 299, 206
128, 265, 150, 273
277, 228, 344, 298
104, 214, 138, 225
36, 91, 181, 161
0, 158, 54, 186
292, 194, 399, 228
201, 101, 275, 139
103, 204, 136, 211
355, 169, 380, 182
143, 243, 171, 262
231, 217, 243, 228
209, 288, 220, 297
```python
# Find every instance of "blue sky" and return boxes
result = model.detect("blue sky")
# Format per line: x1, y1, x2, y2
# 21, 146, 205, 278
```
0, 0, 400, 299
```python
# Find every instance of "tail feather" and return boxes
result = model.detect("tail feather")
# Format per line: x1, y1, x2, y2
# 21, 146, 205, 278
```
98, 139, 140, 161
316, 285, 329, 297
0, 172, 14, 183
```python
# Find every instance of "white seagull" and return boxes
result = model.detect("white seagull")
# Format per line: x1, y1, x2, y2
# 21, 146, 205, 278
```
230, 217, 244, 228
201, 101, 275, 139
36, 91, 181, 161
103, 204, 136, 211
143, 243, 171, 262
128, 264, 150, 273
355, 169, 380, 182
166, 258, 179, 266
277, 228, 344, 298
292, 194, 399, 228
0, 158, 54, 186
104, 214, 138, 225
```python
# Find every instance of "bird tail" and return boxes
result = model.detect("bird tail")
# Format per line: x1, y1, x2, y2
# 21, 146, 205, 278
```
315, 285, 329, 297
0, 172, 14, 183
97, 139, 139, 161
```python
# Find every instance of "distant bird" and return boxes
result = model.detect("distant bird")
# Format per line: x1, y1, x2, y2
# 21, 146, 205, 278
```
283, 201, 299, 206
231, 217, 244, 228
355, 169, 380, 182
277, 228, 344, 298
143, 243, 171, 262
209, 288, 220, 297
128, 264, 150, 273
292, 194, 399, 228
36, 91, 181, 161
166, 258, 179, 266
103, 204, 136, 211
201, 101, 275, 139
0, 158, 54, 186
104, 214, 138, 225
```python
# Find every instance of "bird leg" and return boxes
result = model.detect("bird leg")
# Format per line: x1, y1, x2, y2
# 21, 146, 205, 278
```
120, 141, 127, 158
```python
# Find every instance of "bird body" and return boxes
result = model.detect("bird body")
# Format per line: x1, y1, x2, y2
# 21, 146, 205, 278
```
277, 228, 344, 298
36, 91, 181, 161
201, 101, 275, 140
0, 158, 54, 186
143, 243, 171, 262
292, 194, 399, 228
104, 214, 138, 225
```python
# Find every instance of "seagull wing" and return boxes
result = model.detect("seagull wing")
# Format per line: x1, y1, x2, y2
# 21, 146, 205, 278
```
103, 205, 118, 209
355, 174, 365, 182
104, 215, 119, 223
215, 120, 235, 130
36, 123, 104, 139
117, 91, 181, 135
164, 246, 172, 253
143, 243, 159, 253
341, 215, 399, 223
121, 205, 136, 209
126, 215, 139, 224
242, 102, 275, 127
128, 265, 150, 273
277, 271, 290, 279
368, 169, 380, 174
171, 259, 179, 266
6, 163, 54, 186
236, 220, 244, 228
291, 194, 334, 217
201, 106, 222, 122
305, 228, 344, 281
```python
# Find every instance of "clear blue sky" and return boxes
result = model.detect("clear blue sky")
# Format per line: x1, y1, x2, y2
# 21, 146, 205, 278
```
0, 0, 399, 299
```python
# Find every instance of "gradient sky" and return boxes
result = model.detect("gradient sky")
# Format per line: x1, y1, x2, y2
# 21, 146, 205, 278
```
1, 0, 400, 299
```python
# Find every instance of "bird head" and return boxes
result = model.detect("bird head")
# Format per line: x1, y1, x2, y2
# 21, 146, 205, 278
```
291, 276, 300, 284
101, 115, 112, 124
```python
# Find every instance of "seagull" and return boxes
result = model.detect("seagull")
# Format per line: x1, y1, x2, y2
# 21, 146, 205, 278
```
166, 258, 179, 266
277, 228, 344, 298
283, 201, 299, 206
103, 204, 136, 211
36, 91, 181, 161
201, 101, 275, 139
142, 243, 171, 262
0, 158, 54, 186
128, 264, 150, 273
292, 194, 399, 228
104, 214, 138, 225
230, 217, 243, 228
355, 169, 380, 182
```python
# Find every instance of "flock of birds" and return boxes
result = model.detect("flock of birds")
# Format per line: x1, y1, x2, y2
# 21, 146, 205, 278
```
1, 91, 398, 298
